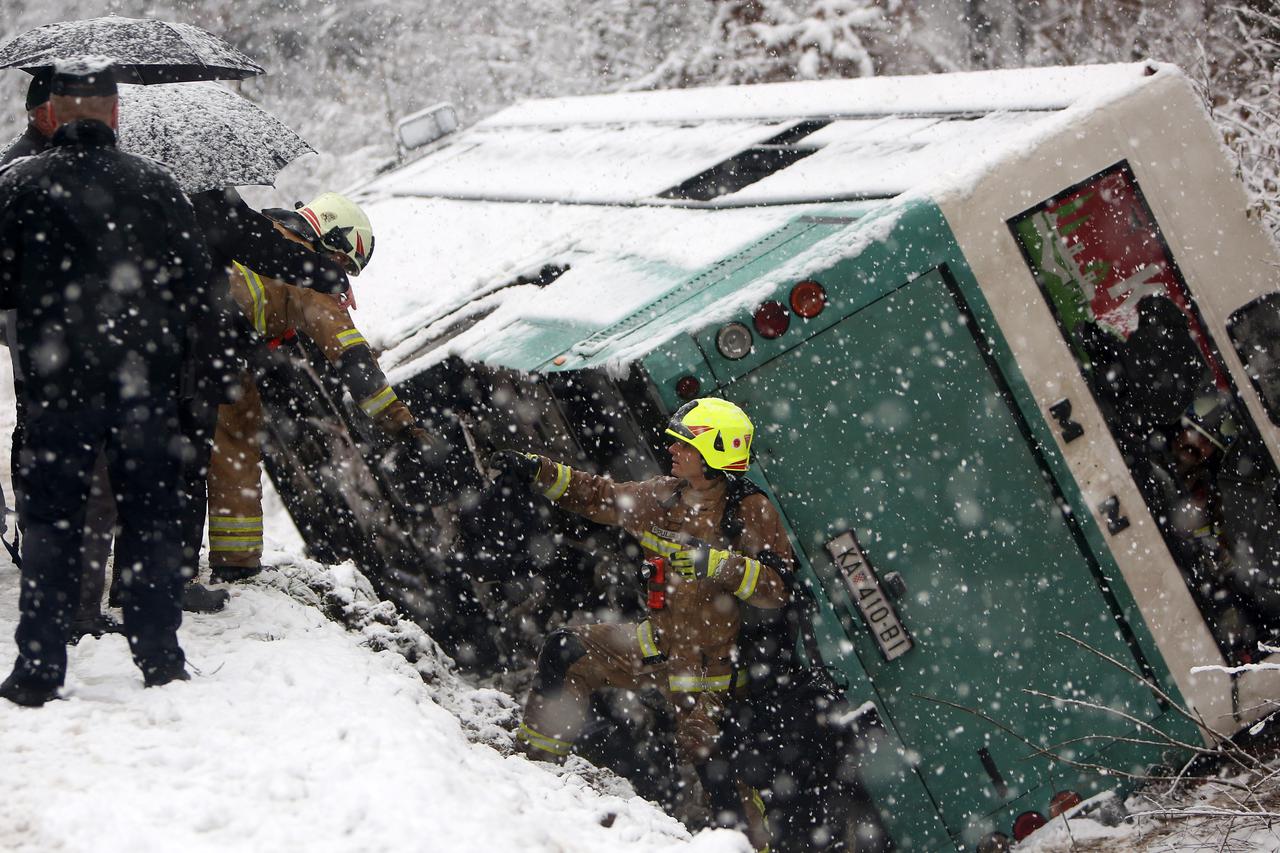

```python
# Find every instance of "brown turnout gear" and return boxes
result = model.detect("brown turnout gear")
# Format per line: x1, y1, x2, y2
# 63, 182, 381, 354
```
206, 263, 419, 568
518, 458, 791, 848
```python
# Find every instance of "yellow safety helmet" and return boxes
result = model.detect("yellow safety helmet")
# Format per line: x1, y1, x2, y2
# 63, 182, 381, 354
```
665, 397, 753, 473
266, 191, 375, 275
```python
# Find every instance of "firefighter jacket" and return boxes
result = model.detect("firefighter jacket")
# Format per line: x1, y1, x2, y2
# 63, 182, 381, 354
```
530, 457, 792, 675
207, 262, 418, 567
0, 119, 210, 407
226, 262, 415, 433
187, 188, 351, 407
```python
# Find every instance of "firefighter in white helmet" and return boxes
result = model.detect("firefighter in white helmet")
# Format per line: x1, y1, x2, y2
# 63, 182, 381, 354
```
206, 192, 437, 582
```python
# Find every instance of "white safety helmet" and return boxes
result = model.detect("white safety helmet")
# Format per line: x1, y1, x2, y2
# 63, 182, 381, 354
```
265, 192, 375, 275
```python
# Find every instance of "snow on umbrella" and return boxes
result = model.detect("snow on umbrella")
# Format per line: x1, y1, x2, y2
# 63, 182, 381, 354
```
0, 17, 263, 83
116, 82, 312, 193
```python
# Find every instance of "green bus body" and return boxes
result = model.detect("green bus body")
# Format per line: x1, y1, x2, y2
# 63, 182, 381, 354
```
466, 197, 1199, 849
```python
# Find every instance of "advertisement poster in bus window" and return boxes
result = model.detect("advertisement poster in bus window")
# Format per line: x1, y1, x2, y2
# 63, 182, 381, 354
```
1009, 161, 1226, 387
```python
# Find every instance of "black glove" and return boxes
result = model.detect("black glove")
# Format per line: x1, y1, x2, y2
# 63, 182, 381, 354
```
384, 425, 454, 509
400, 426, 446, 467
486, 449, 540, 484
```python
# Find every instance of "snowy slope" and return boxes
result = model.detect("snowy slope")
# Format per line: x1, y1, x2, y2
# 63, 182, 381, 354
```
0, 557, 750, 853
0, 362, 747, 853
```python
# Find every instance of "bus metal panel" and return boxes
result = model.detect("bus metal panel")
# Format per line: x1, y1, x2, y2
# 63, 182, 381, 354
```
727, 267, 1171, 845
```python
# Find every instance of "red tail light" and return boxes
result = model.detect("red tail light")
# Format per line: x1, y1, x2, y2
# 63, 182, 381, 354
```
675, 376, 701, 400
1012, 811, 1047, 841
753, 300, 790, 339
1049, 791, 1082, 817
790, 280, 827, 319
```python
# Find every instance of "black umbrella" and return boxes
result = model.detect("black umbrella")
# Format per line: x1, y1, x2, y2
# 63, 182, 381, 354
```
3, 83, 311, 192
115, 83, 312, 192
0, 17, 263, 83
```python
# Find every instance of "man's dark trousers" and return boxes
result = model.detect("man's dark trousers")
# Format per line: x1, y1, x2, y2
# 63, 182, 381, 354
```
13, 399, 186, 688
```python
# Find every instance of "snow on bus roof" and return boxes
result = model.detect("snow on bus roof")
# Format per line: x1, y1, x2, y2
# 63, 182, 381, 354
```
359, 63, 1163, 207
482, 63, 1155, 128
354, 62, 1176, 374
355, 196, 852, 377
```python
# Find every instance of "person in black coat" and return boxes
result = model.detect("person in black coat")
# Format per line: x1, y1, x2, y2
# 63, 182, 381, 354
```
0, 71, 352, 620
0, 63, 211, 705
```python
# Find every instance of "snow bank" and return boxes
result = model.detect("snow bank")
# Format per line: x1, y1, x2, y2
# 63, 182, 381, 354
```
0, 392, 745, 853
0, 552, 749, 853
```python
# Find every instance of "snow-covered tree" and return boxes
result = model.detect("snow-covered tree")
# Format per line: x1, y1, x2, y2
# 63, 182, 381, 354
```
635, 0, 924, 89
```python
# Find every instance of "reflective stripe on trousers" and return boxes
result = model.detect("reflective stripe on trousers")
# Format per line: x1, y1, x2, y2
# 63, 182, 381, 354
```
667, 670, 749, 693
209, 515, 264, 553
359, 386, 397, 417
335, 328, 367, 351
517, 723, 571, 757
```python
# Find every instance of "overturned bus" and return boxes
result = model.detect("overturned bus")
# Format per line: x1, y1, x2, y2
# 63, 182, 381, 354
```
255, 63, 1280, 850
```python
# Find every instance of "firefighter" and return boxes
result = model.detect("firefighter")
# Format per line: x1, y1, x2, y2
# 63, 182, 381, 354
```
489, 397, 791, 850
206, 192, 438, 582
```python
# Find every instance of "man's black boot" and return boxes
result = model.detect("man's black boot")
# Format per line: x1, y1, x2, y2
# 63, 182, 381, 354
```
182, 582, 230, 613
0, 671, 60, 707
69, 612, 124, 645
143, 665, 191, 688
209, 564, 262, 585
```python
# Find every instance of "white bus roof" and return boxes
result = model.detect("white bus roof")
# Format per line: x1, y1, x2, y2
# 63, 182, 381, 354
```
352, 63, 1174, 373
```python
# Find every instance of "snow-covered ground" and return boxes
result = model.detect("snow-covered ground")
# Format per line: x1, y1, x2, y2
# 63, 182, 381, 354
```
0, 556, 754, 853
0, 367, 747, 853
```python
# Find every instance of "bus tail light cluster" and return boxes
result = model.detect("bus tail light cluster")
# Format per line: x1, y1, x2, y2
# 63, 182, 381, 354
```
976, 789, 1081, 850
714, 280, 828, 360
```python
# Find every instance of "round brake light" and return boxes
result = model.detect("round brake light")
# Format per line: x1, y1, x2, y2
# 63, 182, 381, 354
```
675, 375, 701, 400
1049, 790, 1082, 817
716, 322, 753, 360
790, 280, 827, 319
1012, 810, 1047, 841
753, 300, 790, 339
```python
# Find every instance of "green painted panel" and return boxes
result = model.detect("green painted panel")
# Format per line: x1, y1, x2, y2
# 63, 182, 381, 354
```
643, 335, 719, 413
729, 269, 1164, 847
470, 317, 600, 372
749, 462, 957, 851
693, 203, 939, 387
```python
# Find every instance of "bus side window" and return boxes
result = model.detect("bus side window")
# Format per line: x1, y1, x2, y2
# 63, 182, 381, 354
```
1228, 293, 1280, 426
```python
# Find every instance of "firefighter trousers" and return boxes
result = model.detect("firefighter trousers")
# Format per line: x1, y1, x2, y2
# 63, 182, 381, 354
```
519, 621, 767, 848
207, 375, 265, 569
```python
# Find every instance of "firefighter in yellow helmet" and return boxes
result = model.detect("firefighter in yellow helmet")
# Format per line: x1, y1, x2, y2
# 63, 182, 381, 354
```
207, 192, 438, 582
488, 397, 792, 851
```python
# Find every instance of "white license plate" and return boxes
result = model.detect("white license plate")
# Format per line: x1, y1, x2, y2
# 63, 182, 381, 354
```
826, 531, 913, 661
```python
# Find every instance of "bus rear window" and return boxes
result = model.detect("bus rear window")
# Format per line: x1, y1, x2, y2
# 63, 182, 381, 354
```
1228, 293, 1280, 426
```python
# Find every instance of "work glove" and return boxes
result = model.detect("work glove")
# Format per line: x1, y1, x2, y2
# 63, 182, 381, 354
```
671, 538, 730, 580
399, 426, 447, 468
486, 449, 540, 484
388, 425, 454, 508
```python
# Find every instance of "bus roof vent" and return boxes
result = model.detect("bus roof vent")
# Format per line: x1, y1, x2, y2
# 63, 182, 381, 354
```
658, 119, 830, 202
